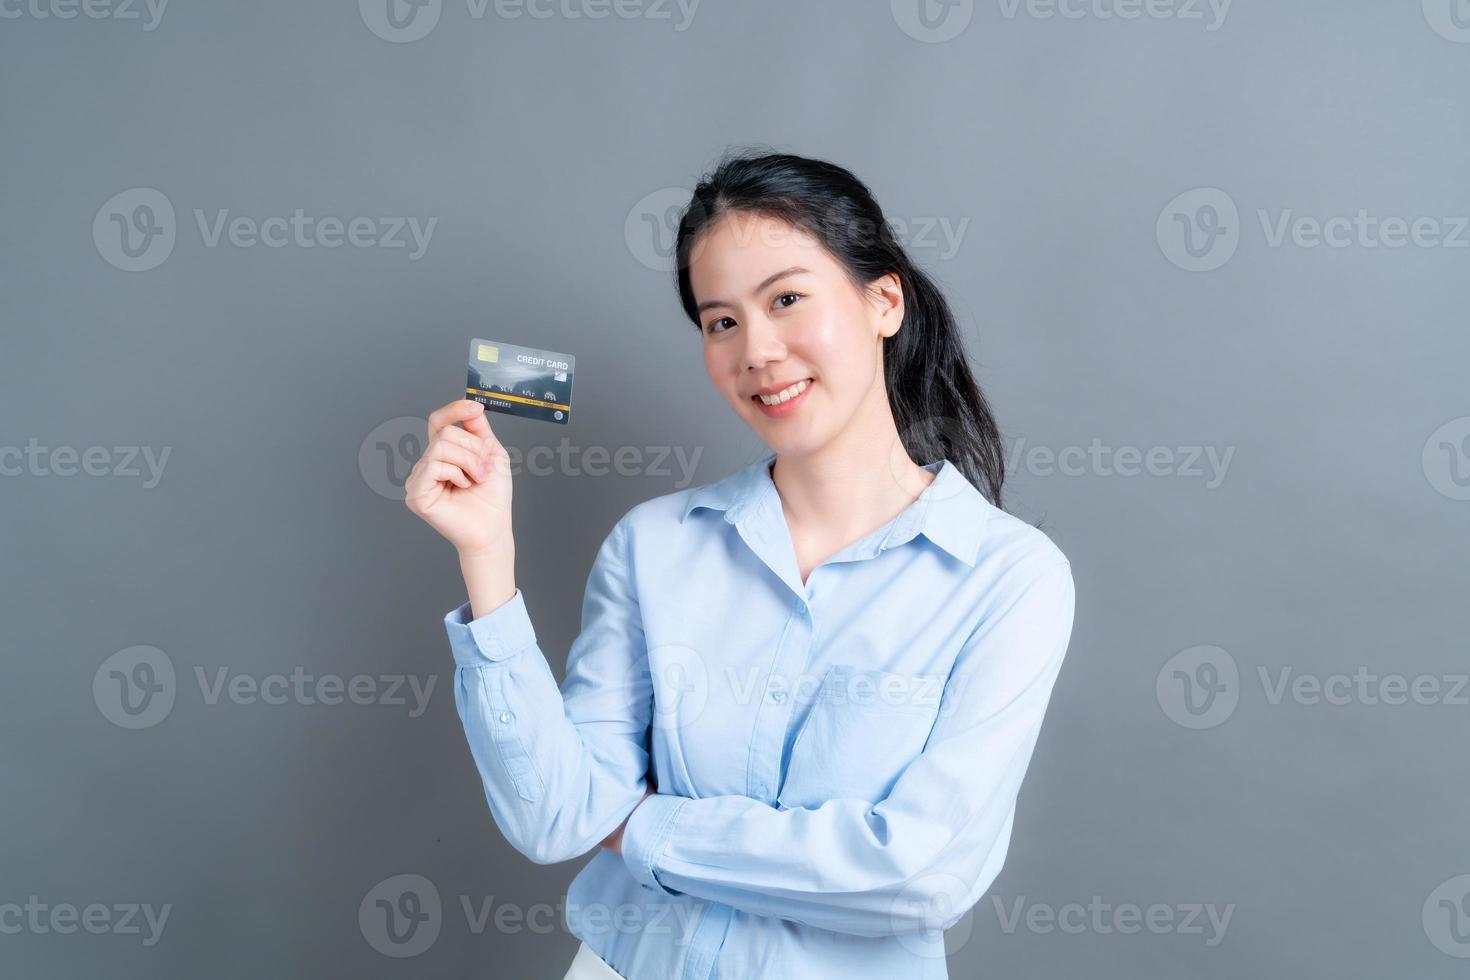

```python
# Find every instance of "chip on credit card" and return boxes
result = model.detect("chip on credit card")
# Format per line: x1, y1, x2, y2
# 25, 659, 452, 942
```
465, 338, 575, 425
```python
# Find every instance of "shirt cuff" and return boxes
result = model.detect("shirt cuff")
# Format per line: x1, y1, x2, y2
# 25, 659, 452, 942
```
620, 793, 689, 896
442, 589, 539, 667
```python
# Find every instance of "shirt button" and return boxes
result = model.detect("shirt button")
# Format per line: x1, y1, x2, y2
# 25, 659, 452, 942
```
498, 711, 513, 724
755, 782, 768, 795
770, 690, 786, 703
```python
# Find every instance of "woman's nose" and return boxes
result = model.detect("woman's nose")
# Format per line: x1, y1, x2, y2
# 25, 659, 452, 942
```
740, 317, 787, 371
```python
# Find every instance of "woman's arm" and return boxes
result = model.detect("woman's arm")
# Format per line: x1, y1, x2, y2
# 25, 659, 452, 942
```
404, 400, 652, 867
460, 551, 517, 620
617, 560, 1076, 938
444, 515, 653, 865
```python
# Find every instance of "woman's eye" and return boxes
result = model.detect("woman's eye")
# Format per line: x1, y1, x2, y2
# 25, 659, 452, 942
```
774, 292, 801, 309
706, 317, 734, 335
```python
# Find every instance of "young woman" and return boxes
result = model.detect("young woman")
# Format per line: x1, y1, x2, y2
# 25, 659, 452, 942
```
405, 152, 1076, 980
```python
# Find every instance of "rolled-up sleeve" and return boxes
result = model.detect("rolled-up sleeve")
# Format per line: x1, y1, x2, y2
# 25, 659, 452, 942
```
618, 560, 1075, 936
445, 516, 653, 866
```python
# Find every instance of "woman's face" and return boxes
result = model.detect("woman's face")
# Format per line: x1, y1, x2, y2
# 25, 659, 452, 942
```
689, 211, 904, 458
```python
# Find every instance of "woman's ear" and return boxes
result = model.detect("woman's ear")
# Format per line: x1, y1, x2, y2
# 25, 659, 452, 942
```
868, 272, 905, 339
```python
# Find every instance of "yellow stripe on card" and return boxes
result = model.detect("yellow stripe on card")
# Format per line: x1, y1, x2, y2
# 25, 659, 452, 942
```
467, 387, 570, 411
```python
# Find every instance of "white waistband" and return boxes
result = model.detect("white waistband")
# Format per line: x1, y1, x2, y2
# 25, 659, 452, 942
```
562, 940, 627, 980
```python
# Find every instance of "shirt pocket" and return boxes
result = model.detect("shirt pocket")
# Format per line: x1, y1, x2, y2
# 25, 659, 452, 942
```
776, 663, 944, 810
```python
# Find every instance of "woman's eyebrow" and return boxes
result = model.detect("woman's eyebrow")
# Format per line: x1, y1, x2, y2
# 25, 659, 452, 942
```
696, 266, 810, 314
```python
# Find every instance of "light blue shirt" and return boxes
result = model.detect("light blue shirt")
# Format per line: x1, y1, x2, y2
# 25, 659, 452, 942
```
443, 450, 1075, 980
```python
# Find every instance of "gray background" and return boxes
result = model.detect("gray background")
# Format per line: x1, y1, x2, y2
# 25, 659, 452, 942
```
3, 0, 1468, 976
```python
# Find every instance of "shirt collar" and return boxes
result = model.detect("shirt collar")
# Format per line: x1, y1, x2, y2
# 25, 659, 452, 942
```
679, 450, 994, 566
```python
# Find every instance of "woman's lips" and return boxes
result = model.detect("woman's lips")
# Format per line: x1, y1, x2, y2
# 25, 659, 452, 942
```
752, 379, 813, 418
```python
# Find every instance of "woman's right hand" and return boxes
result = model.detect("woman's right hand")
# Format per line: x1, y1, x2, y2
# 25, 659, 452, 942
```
404, 399, 515, 561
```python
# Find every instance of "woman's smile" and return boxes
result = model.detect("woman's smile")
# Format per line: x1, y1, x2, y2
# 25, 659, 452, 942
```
751, 377, 814, 418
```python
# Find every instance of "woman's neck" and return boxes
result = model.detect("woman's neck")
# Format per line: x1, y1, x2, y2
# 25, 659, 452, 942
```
769, 421, 936, 545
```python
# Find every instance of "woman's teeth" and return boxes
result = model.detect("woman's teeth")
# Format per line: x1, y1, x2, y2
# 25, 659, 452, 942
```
756, 379, 811, 405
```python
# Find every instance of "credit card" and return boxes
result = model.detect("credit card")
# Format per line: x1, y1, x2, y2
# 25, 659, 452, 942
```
465, 338, 575, 425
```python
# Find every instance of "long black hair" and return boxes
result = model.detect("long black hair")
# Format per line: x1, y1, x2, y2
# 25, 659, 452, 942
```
671, 150, 1007, 508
